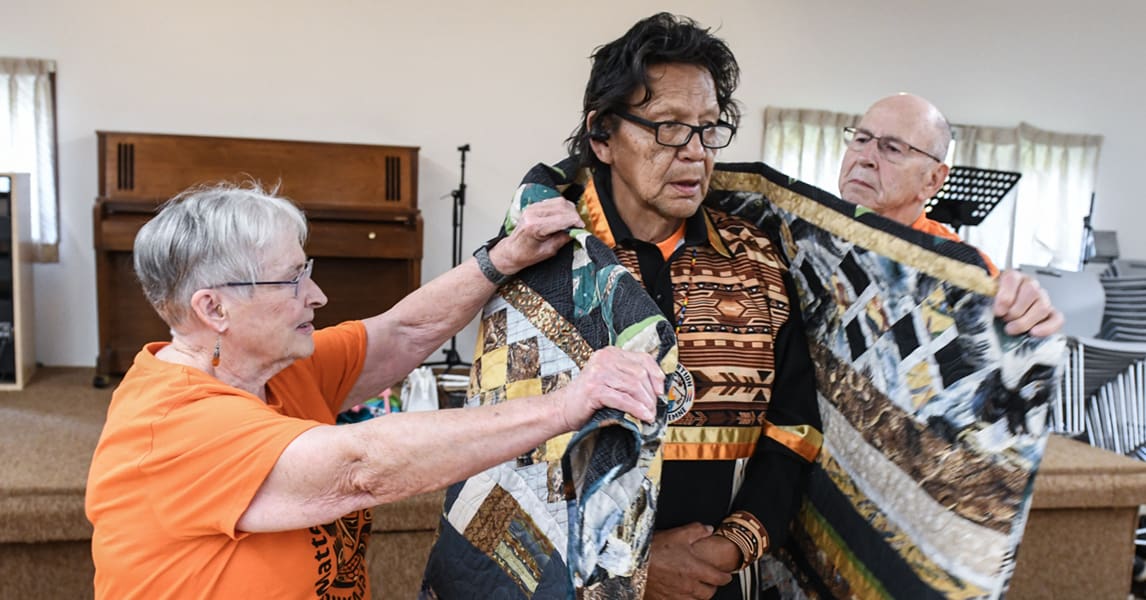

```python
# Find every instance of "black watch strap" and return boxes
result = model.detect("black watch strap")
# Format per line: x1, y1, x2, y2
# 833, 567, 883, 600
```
473, 243, 511, 286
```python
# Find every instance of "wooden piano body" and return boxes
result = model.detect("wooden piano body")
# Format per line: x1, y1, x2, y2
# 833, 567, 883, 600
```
93, 131, 422, 382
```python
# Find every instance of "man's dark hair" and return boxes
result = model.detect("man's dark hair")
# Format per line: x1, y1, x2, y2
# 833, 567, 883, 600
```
566, 12, 742, 169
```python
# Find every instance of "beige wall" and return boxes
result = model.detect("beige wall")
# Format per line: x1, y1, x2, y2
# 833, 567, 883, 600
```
2, 0, 1142, 367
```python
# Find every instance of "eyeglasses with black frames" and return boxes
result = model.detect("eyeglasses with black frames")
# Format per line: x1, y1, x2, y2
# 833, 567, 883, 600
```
216, 258, 314, 298
615, 111, 736, 149
843, 127, 944, 164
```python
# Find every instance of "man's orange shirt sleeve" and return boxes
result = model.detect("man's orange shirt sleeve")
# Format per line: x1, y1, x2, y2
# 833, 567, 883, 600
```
910, 213, 1000, 277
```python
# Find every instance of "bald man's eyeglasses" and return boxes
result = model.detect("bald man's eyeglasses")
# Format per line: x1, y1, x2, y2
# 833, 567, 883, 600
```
843, 127, 944, 164
616, 111, 736, 149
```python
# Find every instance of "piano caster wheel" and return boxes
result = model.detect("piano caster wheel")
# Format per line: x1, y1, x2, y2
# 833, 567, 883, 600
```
93, 374, 111, 389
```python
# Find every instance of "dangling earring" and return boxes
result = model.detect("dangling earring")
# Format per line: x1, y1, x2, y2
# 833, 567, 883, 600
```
212, 336, 221, 367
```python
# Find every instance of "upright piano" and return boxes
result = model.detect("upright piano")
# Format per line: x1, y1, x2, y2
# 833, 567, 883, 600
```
92, 131, 423, 385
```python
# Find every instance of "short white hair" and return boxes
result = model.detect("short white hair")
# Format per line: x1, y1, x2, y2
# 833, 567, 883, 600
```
133, 181, 308, 327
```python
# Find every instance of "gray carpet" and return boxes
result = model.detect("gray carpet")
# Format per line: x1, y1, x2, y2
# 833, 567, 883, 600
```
0, 367, 114, 599
1, 368, 112, 486
0, 367, 113, 541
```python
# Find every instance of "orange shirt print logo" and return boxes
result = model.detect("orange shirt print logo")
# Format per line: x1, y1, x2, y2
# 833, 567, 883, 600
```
309, 508, 372, 599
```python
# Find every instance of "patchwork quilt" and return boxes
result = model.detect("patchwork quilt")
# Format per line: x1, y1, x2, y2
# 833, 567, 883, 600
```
419, 165, 678, 599
707, 162, 1064, 600
420, 159, 1062, 599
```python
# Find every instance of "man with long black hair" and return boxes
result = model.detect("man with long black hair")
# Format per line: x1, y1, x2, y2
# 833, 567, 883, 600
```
560, 14, 820, 599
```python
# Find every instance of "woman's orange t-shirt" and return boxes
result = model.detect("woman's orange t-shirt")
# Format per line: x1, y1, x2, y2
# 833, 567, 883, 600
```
86, 321, 373, 600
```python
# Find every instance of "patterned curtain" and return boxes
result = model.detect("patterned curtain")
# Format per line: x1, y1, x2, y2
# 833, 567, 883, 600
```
0, 58, 58, 262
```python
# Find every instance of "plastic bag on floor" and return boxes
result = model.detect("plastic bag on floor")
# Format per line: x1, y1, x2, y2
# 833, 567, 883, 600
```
401, 366, 439, 412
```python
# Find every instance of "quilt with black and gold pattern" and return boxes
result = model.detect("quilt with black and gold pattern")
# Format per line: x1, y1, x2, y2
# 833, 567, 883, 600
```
707, 162, 1064, 600
419, 164, 678, 599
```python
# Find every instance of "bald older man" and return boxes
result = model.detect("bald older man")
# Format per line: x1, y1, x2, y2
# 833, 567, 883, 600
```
838, 93, 1063, 337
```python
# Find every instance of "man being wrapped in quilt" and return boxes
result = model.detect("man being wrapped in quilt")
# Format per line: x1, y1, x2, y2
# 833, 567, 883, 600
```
422, 12, 1064, 600
423, 13, 821, 600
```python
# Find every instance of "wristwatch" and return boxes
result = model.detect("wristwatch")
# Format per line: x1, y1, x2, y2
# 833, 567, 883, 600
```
473, 241, 511, 286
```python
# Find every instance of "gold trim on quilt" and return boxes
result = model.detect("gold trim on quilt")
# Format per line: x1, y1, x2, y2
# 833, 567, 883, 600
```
709, 171, 998, 297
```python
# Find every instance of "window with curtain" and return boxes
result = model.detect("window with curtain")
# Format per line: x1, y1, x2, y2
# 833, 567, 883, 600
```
0, 58, 59, 262
761, 106, 1103, 271
761, 106, 858, 194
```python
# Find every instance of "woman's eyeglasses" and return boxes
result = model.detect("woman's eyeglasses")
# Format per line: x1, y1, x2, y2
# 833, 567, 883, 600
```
216, 258, 314, 298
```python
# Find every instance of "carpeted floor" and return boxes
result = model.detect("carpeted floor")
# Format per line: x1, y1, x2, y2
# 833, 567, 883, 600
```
0, 368, 114, 496
0, 367, 116, 599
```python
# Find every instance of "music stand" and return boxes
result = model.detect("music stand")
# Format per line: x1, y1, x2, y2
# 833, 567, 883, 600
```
423, 144, 473, 373
924, 166, 1022, 234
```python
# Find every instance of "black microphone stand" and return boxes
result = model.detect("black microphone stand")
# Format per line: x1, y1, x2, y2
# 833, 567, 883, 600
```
423, 144, 473, 373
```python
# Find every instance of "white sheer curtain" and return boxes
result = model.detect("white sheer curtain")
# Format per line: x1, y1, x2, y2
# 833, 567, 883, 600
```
951, 123, 1103, 270
948, 125, 1022, 268
763, 106, 1103, 271
1012, 124, 1102, 270
761, 106, 858, 194
0, 58, 58, 262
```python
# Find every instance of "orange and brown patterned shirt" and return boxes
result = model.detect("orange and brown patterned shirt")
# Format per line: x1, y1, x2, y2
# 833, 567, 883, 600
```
575, 166, 821, 573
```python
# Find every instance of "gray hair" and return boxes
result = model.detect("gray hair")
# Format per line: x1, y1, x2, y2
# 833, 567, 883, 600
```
133, 181, 308, 327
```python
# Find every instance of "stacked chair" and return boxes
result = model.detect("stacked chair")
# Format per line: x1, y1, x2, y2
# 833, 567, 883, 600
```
1099, 259, 1146, 342
1025, 258, 1146, 594
1034, 261, 1146, 457
1074, 337, 1146, 459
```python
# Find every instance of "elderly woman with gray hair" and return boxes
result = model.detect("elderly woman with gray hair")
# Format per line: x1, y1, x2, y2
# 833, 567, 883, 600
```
84, 183, 663, 599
